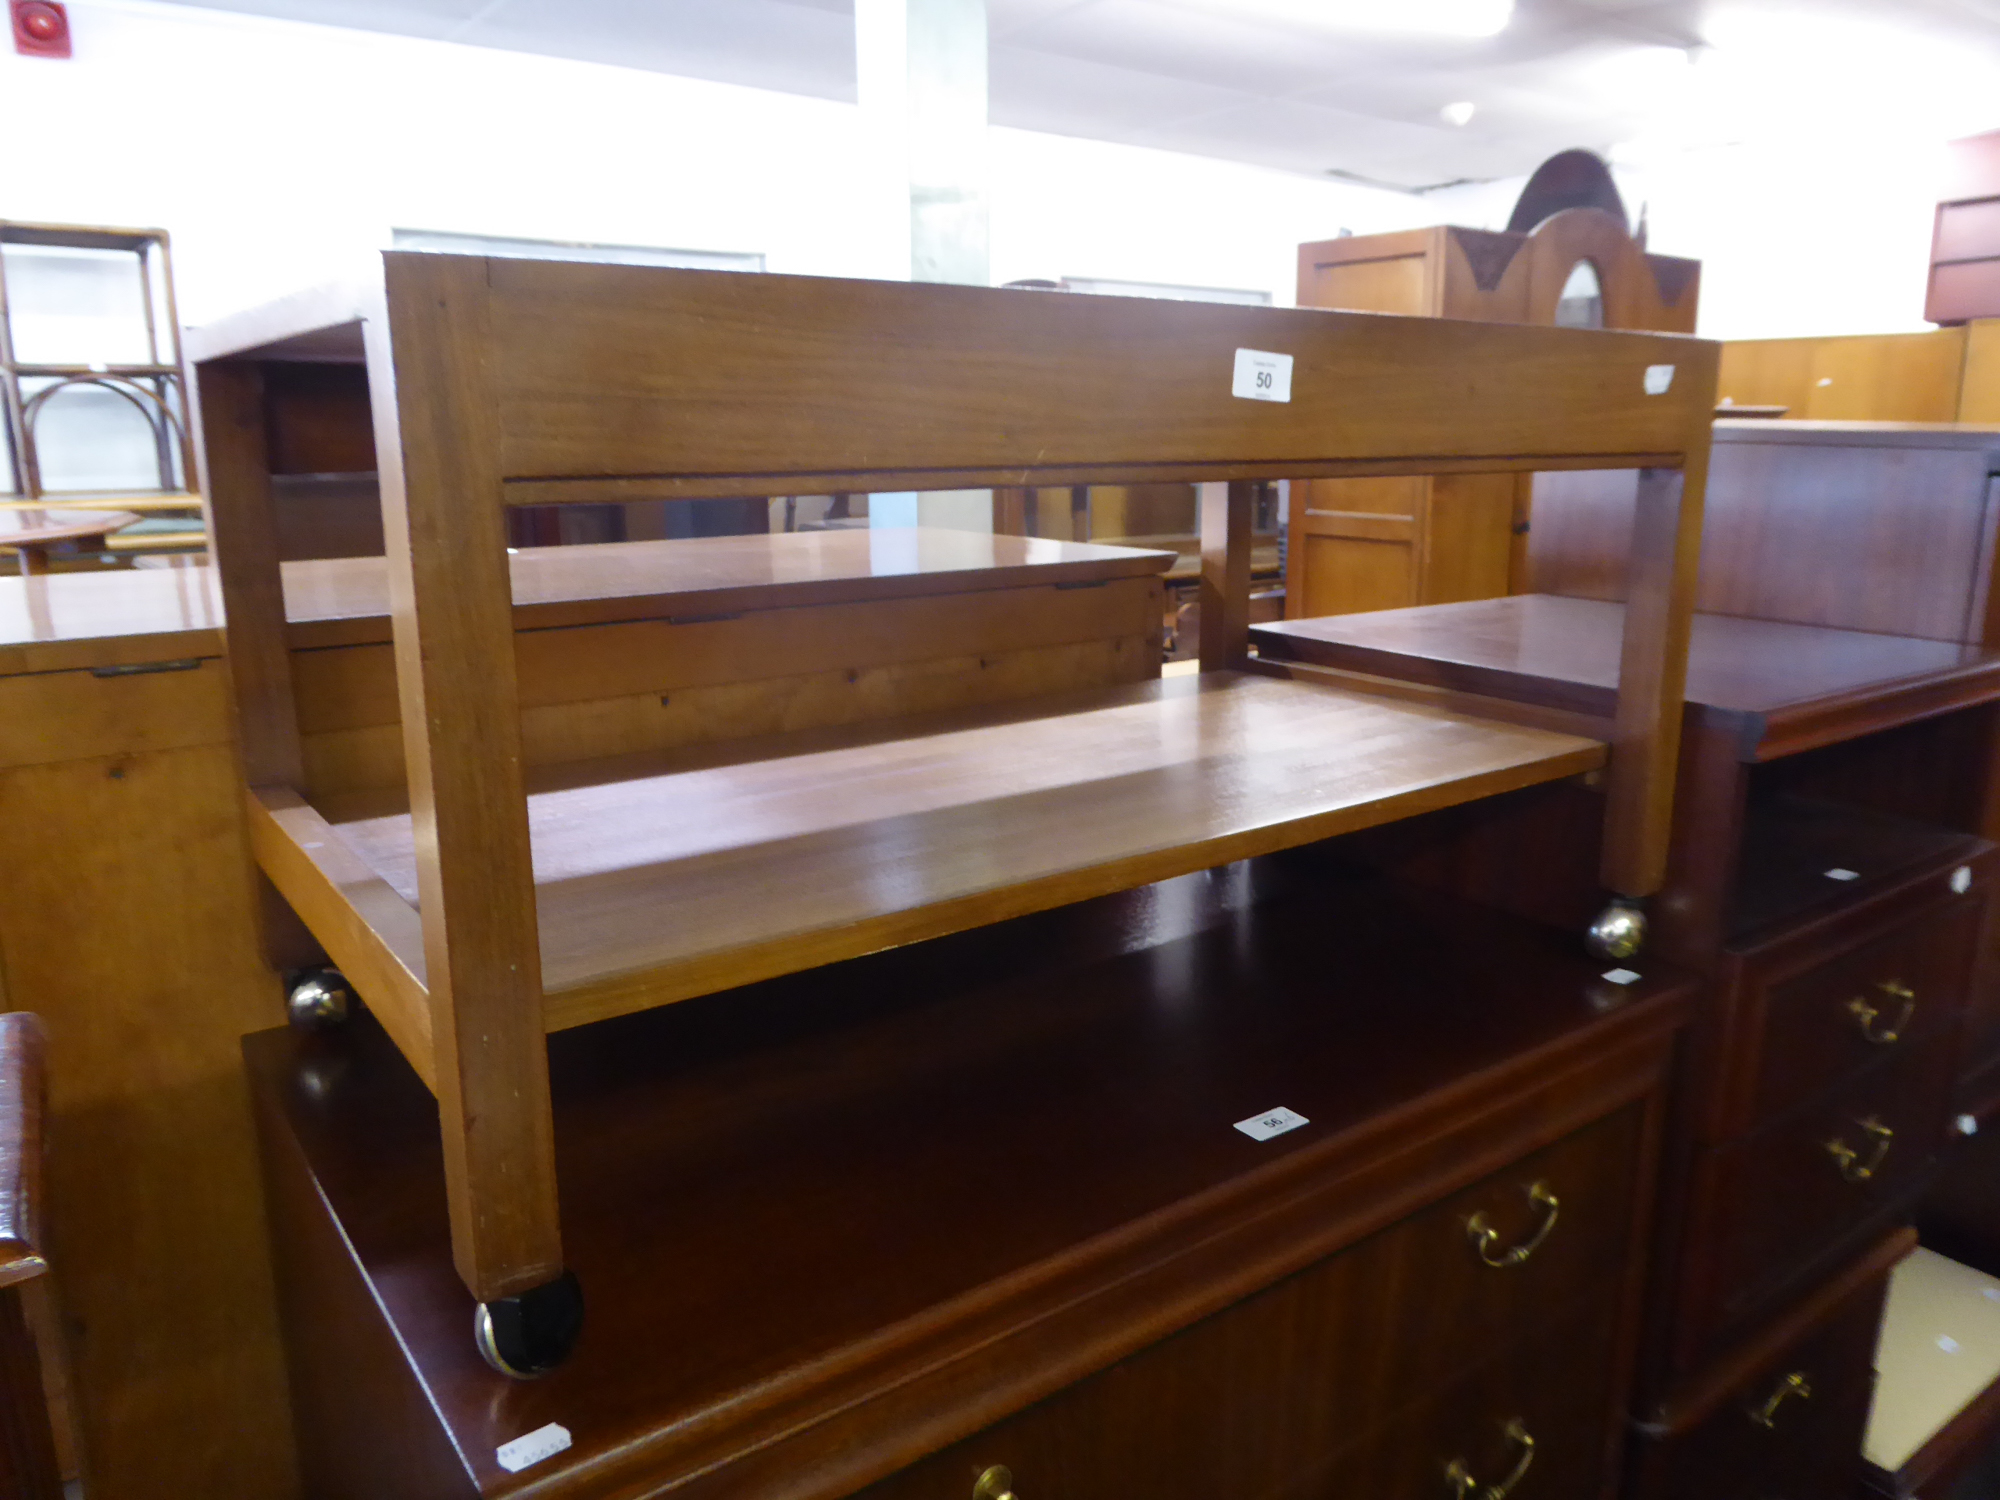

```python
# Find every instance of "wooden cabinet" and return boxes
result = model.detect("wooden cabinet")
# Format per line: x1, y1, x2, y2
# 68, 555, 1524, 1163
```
1629, 1232, 1906, 1500
864, 1107, 1643, 1500
1930, 130, 2000, 326
1252, 432, 2000, 1497
1288, 150, 1700, 622
249, 869, 1690, 1499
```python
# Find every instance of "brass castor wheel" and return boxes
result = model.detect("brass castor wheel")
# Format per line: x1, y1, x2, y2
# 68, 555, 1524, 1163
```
1585, 899, 1648, 963
285, 967, 355, 1030
476, 1270, 584, 1378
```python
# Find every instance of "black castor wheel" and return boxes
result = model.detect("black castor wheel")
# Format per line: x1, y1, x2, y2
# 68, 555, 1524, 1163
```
285, 967, 355, 1029
476, 1270, 584, 1378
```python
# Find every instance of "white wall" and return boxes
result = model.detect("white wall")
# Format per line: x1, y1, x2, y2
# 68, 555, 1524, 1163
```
1, 0, 1424, 328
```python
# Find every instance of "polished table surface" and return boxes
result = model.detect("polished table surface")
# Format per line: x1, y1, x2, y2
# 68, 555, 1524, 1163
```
1253, 594, 2000, 759
0, 528, 1175, 674
0, 509, 137, 577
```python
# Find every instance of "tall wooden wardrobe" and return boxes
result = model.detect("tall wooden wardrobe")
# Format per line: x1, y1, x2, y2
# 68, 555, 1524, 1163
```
1288, 150, 1701, 619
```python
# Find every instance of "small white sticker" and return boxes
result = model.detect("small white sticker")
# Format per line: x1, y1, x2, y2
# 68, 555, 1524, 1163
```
1940, 1335, 1963, 1354
497, 1423, 572, 1474
1232, 348, 1293, 403
1825, 868, 1860, 882
1235, 1106, 1308, 1141
1953, 866, 1974, 894
1643, 364, 1675, 395
1602, 968, 1642, 986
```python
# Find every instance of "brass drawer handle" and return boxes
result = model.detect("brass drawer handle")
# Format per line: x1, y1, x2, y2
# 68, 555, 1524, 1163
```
1467, 1182, 1560, 1268
1445, 1418, 1536, 1499
1749, 1370, 1812, 1428
1826, 1117, 1893, 1183
974, 1465, 1015, 1500
1848, 981, 1916, 1045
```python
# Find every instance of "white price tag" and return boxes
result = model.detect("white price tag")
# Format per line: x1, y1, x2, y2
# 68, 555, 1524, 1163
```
497, 1423, 572, 1474
1643, 364, 1675, 395
1234, 1106, 1308, 1141
1232, 348, 1293, 403
1602, 968, 1641, 986
1825, 867, 1860, 882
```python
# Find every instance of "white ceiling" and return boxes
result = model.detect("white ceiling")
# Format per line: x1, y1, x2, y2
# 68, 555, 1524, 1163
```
149, 0, 2000, 189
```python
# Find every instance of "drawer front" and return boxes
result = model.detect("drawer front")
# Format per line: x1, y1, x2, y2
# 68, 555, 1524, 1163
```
1314, 1303, 1623, 1500
1632, 1261, 1888, 1500
1739, 898, 1983, 1134
857, 1107, 1645, 1500
1691, 1034, 1952, 1355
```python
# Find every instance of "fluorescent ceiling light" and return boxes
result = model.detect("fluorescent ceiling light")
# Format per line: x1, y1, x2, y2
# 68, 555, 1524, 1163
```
1192, 0, 1514, 40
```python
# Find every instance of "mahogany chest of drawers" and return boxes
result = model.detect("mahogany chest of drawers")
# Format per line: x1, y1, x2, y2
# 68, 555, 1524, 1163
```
249, 862, 1692, 1499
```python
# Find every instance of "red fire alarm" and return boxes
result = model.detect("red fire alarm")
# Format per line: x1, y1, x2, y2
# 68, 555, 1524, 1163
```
12, 1, 71, 58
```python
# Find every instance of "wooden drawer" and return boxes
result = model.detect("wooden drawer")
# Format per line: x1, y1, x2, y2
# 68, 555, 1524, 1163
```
865, 1296, 1624, 1500
857, 1107, 1644, 1500
1632, 1238, 1898, 1500
1722, 895, 1985, 1140
1682, 1034, 1953, 1362
1315, 1303, 1622, 1500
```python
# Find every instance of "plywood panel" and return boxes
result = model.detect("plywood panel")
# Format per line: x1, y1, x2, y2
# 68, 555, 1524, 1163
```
1528, 430, 2000, 642
291, 579, 1160, 734
1298, 535, 1415, 617
1960, 320, 2000, 421
1718, 332, 1968, 422
0, 745, 298, 1500
301, 636, 1161, 798
1421, 473, 1517, 605
1300, 255, 1434, 316
0, 660, 231, 771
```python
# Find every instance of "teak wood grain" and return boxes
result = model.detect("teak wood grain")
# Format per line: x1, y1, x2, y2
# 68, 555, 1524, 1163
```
193, 360, 303, 786
319, 672, 1606, 1029
468, 255, 1713, 496
371, 258, 560, 1301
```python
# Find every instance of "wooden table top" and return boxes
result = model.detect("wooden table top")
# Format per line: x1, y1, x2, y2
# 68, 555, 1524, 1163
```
245, 866, 1693, 1499
1253, 595, 2000, 760
0, 528, 1175, 674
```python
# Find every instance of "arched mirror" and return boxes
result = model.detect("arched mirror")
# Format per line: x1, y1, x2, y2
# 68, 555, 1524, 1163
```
1554, 260, 1605, 329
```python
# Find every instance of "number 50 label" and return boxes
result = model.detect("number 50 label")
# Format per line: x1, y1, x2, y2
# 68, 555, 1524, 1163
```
1232, 348, 1294, 403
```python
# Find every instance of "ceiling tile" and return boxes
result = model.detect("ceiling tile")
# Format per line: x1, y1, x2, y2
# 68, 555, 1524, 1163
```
464, 0, 856, 98
143, 0, 2000, 189
989, 41, 1254, 134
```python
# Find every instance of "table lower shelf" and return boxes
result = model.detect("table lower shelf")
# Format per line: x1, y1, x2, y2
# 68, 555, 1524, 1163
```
280, 670, 1606, 1037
